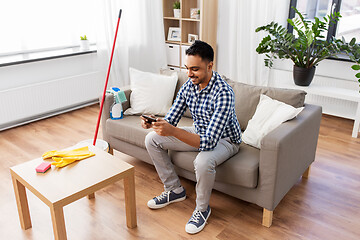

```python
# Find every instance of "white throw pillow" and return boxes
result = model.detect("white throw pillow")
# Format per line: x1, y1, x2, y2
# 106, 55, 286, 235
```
242, 94, 304, 149
124, 68, 178, 116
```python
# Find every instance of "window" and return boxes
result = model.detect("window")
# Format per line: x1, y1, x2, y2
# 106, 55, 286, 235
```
288, 0, 360, 43
0, 0, 96, 56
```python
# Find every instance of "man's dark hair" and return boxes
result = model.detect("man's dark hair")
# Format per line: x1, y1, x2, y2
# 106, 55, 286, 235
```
185, 40, 214, 62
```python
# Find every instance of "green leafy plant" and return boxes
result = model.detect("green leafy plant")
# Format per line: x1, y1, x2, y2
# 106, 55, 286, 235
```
80, 35, 87, 40
255, 7, 345, 69
173, 1, 180, 9
342, 38, 360, 90
197, 9, 200, 15
256, 7, 360, 91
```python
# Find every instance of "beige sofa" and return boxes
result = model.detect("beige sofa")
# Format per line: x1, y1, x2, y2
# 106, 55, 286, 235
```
100, 71, 322, 227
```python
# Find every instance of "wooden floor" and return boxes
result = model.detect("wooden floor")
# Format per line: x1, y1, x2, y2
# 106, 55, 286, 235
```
0, 105, 359, 240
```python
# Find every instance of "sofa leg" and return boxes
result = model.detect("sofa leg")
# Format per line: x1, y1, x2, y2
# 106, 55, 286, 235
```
302, 165, 311, 179
109, 147, 114, 155
262, 208, 273, 227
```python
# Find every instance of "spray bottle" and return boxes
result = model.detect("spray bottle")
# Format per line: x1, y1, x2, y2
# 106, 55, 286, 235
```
106, 87, 127, 120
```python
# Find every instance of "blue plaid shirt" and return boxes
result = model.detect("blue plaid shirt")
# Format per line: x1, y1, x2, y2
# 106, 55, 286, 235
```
164, 71, 242, 151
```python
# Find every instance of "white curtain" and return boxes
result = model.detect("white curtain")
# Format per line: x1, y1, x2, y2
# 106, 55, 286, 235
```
217, 0, 290, 86
95, 0, 167, 87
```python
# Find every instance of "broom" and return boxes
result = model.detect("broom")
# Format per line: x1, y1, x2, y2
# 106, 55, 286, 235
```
93, 9, 122, 146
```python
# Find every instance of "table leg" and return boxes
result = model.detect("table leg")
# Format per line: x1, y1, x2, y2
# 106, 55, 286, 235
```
12, 175, 32, 229
88, 193, 95, 199
123, 169, 137, 228
50, 205, 67, 240
352, 103, 360, 138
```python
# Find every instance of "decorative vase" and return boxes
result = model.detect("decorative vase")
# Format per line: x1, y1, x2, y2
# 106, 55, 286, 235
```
173, 9, 180, 18
80, 40, 90, 51
293, 65, 316, 86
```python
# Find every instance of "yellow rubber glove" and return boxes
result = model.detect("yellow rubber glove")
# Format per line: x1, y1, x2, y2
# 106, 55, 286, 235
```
42, 146, 95, 168
51, 157, 77, 167
42, 146, 94, 159
51, 155, 95, 167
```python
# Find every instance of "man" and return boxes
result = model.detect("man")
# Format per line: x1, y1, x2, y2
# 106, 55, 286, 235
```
141, 40, 242, 234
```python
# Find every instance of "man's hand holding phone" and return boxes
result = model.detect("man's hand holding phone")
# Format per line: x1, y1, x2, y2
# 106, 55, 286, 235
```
140, 114, 157, 129
140, 115, 175, 136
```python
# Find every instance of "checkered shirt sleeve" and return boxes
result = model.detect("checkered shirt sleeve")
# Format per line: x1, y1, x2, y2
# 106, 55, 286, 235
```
198, 90, 235, 151
164, 83, 187, 126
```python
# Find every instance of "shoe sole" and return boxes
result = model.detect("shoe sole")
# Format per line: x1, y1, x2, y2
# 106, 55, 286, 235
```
148, 195, 186, 209
185, 209, 211, 234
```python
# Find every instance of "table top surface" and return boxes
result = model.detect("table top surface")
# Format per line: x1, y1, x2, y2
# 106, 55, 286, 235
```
10, 144, 134, 205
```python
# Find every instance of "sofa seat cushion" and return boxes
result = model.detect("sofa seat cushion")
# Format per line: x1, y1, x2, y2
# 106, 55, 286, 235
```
106, 115, 194, 149
170, 143, 259, 188
107, 115, 259, 188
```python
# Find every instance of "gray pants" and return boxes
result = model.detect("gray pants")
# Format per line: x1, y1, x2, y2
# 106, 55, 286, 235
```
144, 126, 240, 211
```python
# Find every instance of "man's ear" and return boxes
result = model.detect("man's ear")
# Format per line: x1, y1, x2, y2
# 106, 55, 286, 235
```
207, 61, 213, 71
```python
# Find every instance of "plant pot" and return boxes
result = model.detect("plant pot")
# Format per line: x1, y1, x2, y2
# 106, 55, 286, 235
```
293, 65, 316, 86
173, 9, 180, 18
80, 40, 90, 51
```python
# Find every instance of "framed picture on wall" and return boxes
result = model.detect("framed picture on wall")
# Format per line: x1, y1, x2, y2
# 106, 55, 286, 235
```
188, 34, 198, 44
167, 27, 181, 41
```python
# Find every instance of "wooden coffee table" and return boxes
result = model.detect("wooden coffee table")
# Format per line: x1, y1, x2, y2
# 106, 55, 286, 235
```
10, 145, 136, 240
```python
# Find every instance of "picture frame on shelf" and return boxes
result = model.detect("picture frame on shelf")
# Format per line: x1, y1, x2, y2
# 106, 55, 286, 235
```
190, 8, 200, 19
188, 34, 198, 44
167, 27, 181, 41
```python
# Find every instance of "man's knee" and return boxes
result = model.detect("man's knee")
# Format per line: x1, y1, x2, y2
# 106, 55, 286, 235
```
145, 131, 158, 149
193, 155, 216, 175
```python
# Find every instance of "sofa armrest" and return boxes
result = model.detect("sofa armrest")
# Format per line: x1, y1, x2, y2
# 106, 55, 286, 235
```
121, 86, 132, 111
98, 86, 132, 142
257, 104, 322, 210
99, 93, 114, 142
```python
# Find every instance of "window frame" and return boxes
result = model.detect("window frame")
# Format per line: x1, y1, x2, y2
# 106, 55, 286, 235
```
287, 0, 354, 62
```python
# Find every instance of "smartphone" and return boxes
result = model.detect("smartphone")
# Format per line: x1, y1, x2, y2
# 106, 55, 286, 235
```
141, 114, 157, 123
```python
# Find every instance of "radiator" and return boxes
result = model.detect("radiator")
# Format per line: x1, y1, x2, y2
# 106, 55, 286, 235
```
269, 68, 358, 120
0, 71, 104, 130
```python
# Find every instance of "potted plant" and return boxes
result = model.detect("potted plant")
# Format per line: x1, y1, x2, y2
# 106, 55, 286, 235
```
342, 39, 360, 92
255, 7, 347, 86
80, 35, 90, 51
196, 9, 200, 19
173, 1, 180, 18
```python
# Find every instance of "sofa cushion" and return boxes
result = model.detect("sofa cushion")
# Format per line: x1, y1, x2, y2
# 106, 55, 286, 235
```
124, 68, 178, 116
223, 78, 306, 130
242, 94, 304, 149
170, 143, 259, 188
106, 115, 194, 149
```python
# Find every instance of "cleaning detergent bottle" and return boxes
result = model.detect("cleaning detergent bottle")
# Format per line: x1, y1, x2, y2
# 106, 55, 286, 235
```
110, 99, 123, 119
108, 87, 124, 120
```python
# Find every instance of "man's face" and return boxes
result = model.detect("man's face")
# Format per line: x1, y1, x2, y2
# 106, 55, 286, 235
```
185, 55, 213, 87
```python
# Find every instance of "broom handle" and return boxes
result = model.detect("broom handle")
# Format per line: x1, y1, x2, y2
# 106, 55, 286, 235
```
93, 9, 122, 146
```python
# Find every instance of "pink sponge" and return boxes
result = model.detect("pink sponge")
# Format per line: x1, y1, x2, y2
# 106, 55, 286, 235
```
36, 162, 51, 173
